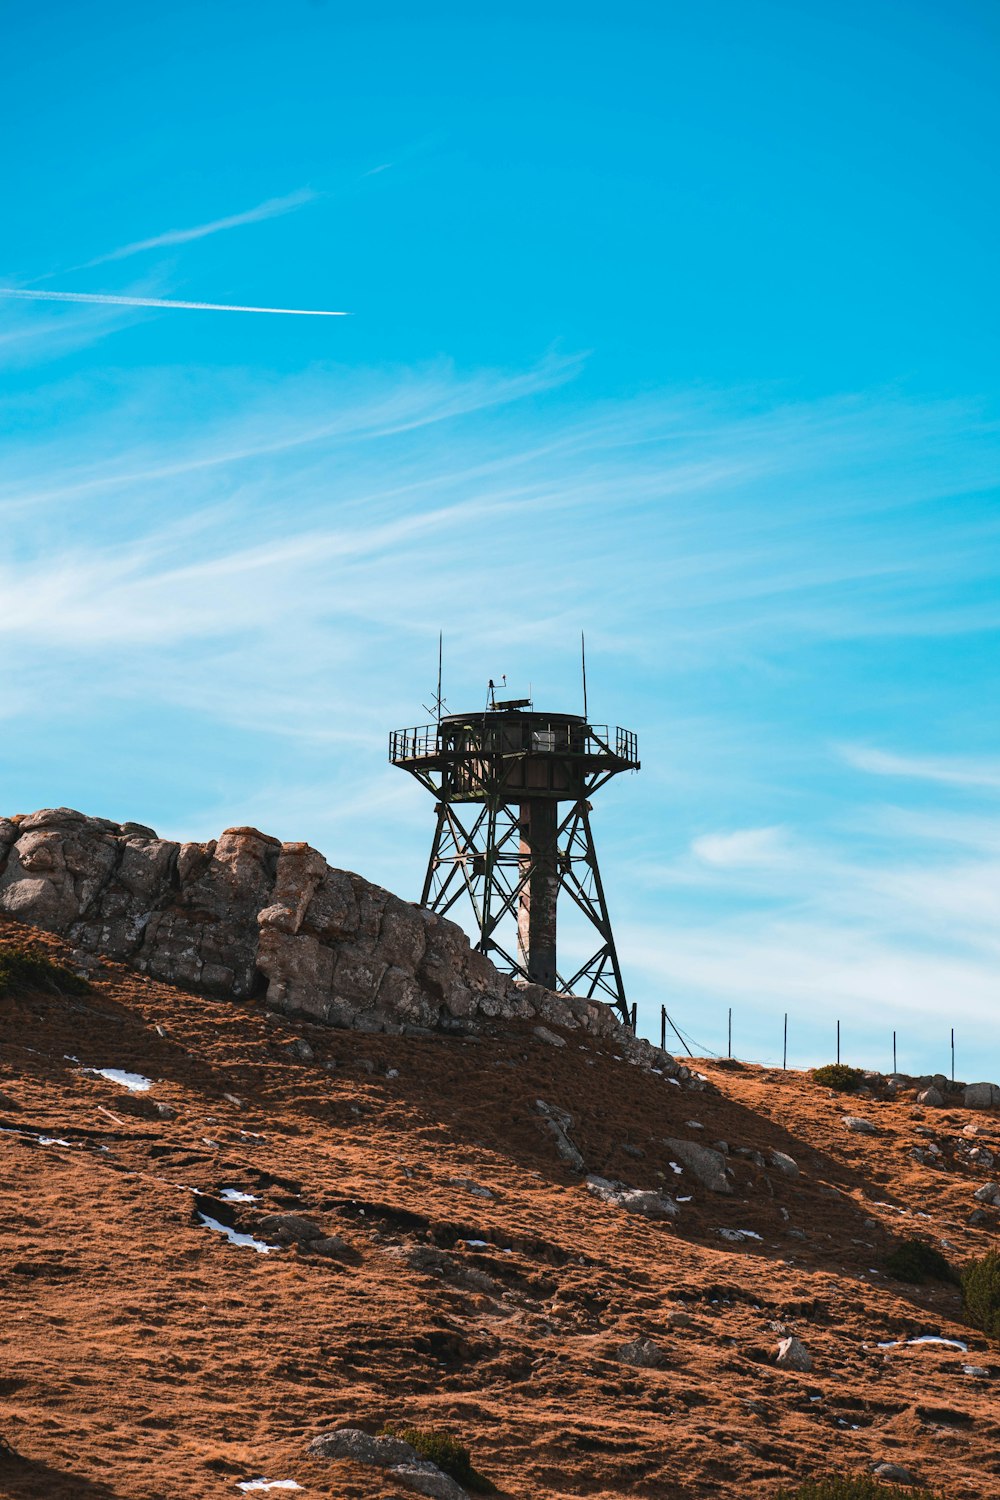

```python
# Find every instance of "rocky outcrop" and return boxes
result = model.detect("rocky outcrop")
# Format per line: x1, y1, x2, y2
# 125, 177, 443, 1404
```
0, 808, 681, 1073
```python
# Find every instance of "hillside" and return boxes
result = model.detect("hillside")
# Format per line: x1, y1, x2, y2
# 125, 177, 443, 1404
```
1, 911, 999, 1498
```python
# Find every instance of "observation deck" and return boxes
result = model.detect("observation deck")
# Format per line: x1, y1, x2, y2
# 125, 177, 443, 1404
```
389, 708, 639, 803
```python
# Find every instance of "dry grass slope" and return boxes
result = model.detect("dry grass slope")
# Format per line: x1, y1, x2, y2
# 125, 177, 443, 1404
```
0, 917, 998, 1498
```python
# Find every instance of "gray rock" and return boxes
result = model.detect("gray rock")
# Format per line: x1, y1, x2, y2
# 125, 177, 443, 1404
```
307, 1428, 420, 1466
0, 805, 685, 1075
872, 1462, 917, 1484
285, 1036, 315, 1062
585, 1175, 678, 1218
666, 1309, 692, 1328
617, 1337, 665, 1367
390, 1461, 469, 1500
965, 1082, 1000, 1110
842, 1116, 877, 1134
308, 1235, 353, 1259
973, 1182, 1000, 1205
536, 1099, 585, 1172
662, 1137, 733, 1194
917, 1087, 943, 1107
775, 1336, 812, 1371
257, 1212, 325, 1242
768, 1149, 800, 1178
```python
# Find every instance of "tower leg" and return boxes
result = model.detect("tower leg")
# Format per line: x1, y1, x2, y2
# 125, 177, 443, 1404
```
517, 798, 559, 990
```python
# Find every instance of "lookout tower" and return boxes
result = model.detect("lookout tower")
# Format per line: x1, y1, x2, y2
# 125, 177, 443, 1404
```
389, 687, 639, 1022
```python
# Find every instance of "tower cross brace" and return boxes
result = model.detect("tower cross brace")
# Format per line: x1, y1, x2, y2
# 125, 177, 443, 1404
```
390, 705, 639, 1022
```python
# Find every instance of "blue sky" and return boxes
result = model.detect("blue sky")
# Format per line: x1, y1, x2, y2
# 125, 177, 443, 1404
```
2, 0, 998, 1077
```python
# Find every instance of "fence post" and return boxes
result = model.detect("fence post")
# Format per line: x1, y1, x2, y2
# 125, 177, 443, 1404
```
951, 1027, 955, 1083
893, 1029, 897, 1074
660, 1004, 666, 1051
630, 1001, 637, 1034
728, 1007, 732, 1059
837, 1019, 840, 1065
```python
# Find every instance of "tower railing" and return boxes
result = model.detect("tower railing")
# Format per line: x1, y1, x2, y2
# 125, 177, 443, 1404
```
390, 722, 638, 766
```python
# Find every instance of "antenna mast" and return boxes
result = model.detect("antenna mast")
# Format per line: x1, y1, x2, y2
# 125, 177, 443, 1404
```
581, 631, 588, 722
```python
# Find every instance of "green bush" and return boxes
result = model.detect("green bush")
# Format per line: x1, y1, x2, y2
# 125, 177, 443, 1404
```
0, 944, 89, 998
774, 1475, 934, 1499
884, 1238, 957, 1286
962, 1249, 1000, 1337
812, 1063, 867, 1092
384, 1426, 493, 1493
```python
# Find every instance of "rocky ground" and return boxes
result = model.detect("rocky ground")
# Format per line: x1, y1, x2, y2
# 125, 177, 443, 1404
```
1, 917, 998, 1499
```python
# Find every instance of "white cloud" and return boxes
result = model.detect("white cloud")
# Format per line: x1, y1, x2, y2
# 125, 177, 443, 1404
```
842, 745, 1000, 791
691, 826, 791, 868
78, 188, 319, 267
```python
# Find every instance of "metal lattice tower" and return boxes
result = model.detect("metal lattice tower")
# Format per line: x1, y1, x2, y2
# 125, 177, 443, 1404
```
390, 694, 639, 1021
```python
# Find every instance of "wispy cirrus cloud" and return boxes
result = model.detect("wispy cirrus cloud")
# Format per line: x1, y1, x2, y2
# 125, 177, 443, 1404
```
1, 355, 999, 1076
77, 188, 319, 268
842, 745, 1000, 790
0, 287, 347, 318
691, 826, 791, 868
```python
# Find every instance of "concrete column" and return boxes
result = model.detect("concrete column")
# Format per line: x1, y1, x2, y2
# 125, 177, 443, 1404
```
517, 797, 559, 990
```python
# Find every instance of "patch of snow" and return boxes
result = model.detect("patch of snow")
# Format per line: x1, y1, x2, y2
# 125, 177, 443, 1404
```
878, 1335, 969, 1352
718, 1228, 763, 1243
197, 1213, 276, 1254
677, 1195, 693, 1203
669, 1162, 683, 1175
236, 1483, 302, 1493
85, 1067, 152, 1092
38, 1137, 73, 1147
462, 1239, 490, 1249
219, 1188, 258, 1203
667, 1078, 681, 1086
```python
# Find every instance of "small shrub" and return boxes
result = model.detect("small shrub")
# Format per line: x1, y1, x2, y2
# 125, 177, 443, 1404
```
774, 1475, 934, 1499
811, 1063, 867, 1092
962, 1249, 1000, 1337
0, 944, 89, 998
383, 1425, 493, 1493
884, 1238, 957, 1286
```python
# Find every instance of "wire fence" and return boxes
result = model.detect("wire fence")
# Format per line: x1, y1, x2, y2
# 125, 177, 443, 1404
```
649, 1004, 962, 1082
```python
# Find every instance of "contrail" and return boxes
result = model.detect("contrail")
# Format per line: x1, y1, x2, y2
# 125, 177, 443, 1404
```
0, 287, 348, 317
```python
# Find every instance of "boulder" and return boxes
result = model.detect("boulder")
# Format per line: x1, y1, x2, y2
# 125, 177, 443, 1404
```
617, 1337, 665, 1367
0, 806, 686, 1076
257, 1213, 325, 1243
536, 1100, 585, 1172
775, 1336, 812, 1372
533, 1025, 566, 1048
768, 1150, 800, 1178
585, 1175, 678, 1218
964, 1083, 1000, 1111
662, 1137, 733, 1194
307, 1428, 419, 1466
872, 1463, 917, 1485
972, 1183, 1000, 1206
391, 1462, 469, 1500
917, 1087, 943, 1108
842, 1116, 877, 1134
